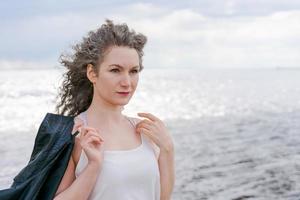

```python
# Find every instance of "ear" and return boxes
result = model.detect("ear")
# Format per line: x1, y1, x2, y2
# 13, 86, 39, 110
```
86, 64, 97, 83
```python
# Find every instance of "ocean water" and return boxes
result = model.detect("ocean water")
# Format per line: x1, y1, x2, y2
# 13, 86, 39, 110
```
0, 68, 300, 200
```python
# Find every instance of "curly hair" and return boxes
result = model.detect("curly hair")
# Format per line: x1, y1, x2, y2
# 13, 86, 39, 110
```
55, 19, 147, 117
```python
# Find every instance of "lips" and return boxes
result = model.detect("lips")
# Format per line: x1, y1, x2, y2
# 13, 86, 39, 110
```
117, 91, 130, 93
117, 91, 130, 95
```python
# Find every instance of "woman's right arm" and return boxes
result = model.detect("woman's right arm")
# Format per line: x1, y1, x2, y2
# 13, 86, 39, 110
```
54, 119, 105, 200
53, 158, 101, 200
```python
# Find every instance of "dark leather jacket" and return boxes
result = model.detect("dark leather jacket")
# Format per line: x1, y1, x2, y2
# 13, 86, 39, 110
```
0, 113, 75, 200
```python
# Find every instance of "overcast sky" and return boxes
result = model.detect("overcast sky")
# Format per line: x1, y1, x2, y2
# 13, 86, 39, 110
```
0, 0, 300, 69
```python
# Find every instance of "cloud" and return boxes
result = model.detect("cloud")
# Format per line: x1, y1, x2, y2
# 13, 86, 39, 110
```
0, 2, 299, 69
110, 4, 300, 68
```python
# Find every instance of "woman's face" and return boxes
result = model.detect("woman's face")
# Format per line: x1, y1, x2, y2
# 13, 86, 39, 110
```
88, 46, 140, 108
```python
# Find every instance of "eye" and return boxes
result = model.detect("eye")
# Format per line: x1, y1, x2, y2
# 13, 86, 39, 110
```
110, 68, 119, 73
131, 70, 139, 74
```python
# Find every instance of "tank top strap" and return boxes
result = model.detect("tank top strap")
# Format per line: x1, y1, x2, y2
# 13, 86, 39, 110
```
124, 116, 146, 143
77, 111, 143, 135
76, 111, 145, 144
124, 116, 136, 128
82, 110, 88, 126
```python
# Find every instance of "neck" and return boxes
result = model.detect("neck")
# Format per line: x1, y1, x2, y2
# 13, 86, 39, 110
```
86, 96, 126, 128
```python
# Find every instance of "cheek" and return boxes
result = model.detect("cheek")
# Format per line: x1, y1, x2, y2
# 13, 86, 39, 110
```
131, 79, 138, 91
95, 77, 116, 93
132, 75, 139, 85
100, 75, 117, 86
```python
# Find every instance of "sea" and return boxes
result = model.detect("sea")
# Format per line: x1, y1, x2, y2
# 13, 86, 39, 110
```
0, 67, 300, 200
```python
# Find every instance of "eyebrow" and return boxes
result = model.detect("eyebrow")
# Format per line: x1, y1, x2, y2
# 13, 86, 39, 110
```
109, 64, 140, 70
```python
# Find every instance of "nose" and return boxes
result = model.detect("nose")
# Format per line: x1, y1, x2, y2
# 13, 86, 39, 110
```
120, 74, 131, 86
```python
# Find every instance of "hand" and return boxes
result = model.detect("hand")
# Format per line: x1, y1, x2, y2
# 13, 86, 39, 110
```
73, 117, 105, 167
136, 112, 174, 153
79, 126, 105, 167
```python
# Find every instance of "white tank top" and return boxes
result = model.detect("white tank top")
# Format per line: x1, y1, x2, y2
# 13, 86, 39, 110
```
75, 111, 161, 200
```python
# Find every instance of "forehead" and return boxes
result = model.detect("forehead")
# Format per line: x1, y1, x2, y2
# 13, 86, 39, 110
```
102, 46, 140, 68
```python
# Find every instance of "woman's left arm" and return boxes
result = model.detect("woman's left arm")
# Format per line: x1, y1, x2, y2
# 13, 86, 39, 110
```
136, 113, 175, 200
158, 140, 175, 200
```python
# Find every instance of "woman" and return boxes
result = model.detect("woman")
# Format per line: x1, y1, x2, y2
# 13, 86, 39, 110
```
53, 20, 175, 200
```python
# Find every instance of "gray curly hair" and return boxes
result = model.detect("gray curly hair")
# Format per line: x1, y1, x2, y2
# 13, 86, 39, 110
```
55, 19, 147, 116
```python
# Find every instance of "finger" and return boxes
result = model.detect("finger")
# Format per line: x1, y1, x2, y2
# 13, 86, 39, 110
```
82, 126, 100, 133
72, 118, 84, 134
83, 131, 104, 141
137, 112, 160, 122
80, 126, 100, 137
82, 136, 102, 147
72, 126, 83, 137
139, 128, 159, 143
137, 123, 153, 132
79, 127, 89, 138
90, 134, 104, 142
80, 129, 96, 142
136, 119, 153, 127
86, 136, 102, 144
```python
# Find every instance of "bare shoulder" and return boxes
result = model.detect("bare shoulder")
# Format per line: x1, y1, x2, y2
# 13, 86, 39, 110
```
129, 116, 160, 160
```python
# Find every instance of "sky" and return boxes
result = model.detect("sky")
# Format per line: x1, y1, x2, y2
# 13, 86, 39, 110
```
0, 0, 300, 69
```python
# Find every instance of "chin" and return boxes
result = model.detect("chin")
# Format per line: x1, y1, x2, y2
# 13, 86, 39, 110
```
113, 99, 130, 106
